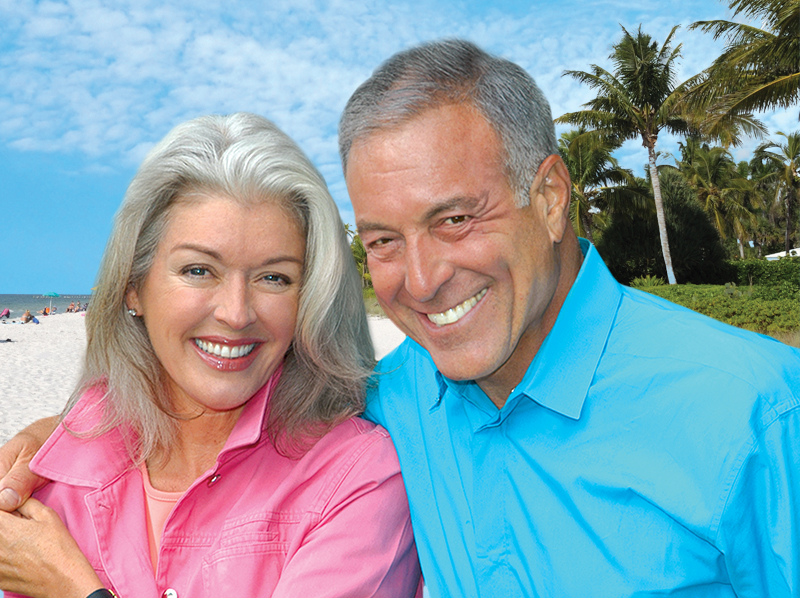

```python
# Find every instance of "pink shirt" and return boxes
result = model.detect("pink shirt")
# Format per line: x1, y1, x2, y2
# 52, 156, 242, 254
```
12, 382, 422, 598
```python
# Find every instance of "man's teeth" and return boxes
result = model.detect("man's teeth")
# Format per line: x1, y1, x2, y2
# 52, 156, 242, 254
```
427, 288, 487, 327
195, 339, 256, 359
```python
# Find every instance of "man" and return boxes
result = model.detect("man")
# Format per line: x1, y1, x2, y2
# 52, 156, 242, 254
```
2, 40, 799, 597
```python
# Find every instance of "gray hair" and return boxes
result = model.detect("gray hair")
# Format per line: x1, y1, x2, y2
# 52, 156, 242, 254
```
339, 39, 558, 205
68, 112, 374, 461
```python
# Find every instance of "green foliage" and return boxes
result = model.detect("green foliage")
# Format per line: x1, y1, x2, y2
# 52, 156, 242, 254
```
630, 274, 666, 288
730, 257, 800, 287
597, 169, 733, 284
643, 283, 800, 333
687, 0, 799, 127
348, 233, 372, 289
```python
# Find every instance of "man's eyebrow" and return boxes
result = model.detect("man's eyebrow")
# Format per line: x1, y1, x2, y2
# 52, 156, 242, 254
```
420, 196, 481, 222
357, 195, 483, 233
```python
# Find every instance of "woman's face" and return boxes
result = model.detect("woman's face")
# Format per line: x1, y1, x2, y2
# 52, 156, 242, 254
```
127, 193, 304, 419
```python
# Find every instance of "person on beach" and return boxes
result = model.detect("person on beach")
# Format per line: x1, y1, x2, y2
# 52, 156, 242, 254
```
20, 310, 34, 324
3, 39, 800, 597
66, 302, 75, 313
0, 113, 421, 598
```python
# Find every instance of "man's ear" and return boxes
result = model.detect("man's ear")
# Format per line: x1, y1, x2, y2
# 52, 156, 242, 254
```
529, 154, 571, 244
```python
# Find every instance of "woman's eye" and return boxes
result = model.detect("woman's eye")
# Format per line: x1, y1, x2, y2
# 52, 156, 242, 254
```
185, 266, 209, 277
263, 273, 289, 285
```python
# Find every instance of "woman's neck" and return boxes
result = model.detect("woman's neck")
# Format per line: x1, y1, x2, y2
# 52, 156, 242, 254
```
146, 407, 243, 492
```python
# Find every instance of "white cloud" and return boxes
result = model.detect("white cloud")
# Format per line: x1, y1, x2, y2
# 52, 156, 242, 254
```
0, 0, 791, 205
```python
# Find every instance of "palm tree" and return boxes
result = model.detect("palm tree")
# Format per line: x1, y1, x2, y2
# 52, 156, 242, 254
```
558, 128, 649, 243
669, 140, 758, 257
350, 234, 371, 288
753, 131, 800, 252
556, 26, 692, 284
687, 0, 799, 126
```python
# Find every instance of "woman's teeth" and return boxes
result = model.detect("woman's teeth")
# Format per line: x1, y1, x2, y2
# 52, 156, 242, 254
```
427, 288, 487, 327
195, 339, 256, 359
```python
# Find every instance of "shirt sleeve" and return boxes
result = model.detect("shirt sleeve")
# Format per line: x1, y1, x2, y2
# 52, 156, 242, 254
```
270, 428, 423, 598
718, 405, 800, 597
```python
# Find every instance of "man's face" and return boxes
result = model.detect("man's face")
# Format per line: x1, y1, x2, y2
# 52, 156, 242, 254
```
346, 103, 568, 395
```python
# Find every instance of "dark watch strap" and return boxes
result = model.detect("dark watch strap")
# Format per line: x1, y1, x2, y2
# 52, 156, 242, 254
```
86, 590, 117, 598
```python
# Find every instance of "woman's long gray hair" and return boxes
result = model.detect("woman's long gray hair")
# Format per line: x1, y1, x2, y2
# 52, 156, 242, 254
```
67, 112, 374, 461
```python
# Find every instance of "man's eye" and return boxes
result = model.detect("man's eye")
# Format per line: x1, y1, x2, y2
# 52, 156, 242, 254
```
444, 215, 468, 225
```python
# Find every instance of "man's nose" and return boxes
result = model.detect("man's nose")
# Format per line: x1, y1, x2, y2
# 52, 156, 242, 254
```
403, 236, 454, 303
214, 277, 256, 330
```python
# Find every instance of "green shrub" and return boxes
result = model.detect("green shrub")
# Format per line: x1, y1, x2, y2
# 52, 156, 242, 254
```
730, 258, 800, 288
643, 284, 799, 333
630, 275, 666, 289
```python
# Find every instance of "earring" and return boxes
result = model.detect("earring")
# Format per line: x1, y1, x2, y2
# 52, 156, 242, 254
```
545, 176, 552, 184
127, 308, 137, 317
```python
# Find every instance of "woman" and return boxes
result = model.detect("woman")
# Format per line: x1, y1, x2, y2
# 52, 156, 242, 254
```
0, 113, 420, 598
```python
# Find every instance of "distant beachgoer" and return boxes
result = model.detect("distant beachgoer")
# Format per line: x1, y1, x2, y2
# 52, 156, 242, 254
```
21, 310, 33, 324
66, 302, 75, 313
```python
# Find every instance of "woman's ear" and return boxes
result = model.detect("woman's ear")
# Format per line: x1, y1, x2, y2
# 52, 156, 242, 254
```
125, 285, 142, 316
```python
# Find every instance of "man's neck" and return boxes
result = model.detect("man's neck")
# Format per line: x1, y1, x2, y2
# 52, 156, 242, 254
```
477, 238, 584, 409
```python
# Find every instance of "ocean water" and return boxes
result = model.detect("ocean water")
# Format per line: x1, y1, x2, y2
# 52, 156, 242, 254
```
0, 294, 93, 318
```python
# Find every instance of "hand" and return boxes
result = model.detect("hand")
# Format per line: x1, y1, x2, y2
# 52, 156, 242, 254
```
0, 416, 58, 511
0, 498, 103, 598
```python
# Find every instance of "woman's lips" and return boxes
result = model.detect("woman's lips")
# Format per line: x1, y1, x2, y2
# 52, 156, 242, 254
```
192, 338, 263, 371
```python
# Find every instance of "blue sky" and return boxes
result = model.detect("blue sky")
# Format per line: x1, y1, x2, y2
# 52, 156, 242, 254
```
1, 0, 794, 293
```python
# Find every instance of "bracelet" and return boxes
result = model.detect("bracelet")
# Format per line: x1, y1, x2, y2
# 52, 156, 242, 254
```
86, 590, 117, 598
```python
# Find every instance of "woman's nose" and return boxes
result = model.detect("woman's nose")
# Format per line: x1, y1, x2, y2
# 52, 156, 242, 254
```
214, 277, 256, 330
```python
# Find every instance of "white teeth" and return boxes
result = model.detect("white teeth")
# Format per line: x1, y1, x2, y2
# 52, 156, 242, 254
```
195, 339, 256, 359
427, 288, 487, 327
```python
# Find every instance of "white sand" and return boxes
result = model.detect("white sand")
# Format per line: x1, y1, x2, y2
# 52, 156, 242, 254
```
0, 313, 405, 445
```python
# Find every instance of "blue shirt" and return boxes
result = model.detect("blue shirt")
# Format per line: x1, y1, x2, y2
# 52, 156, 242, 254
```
365, 239, 800, 597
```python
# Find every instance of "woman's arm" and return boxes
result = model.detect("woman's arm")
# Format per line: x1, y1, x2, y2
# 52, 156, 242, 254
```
0, 417, 58, 511
0, 498, 104, 598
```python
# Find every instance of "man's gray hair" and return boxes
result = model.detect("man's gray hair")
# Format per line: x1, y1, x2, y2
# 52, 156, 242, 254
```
68, 112, 373, 461
339, 39, 558, 205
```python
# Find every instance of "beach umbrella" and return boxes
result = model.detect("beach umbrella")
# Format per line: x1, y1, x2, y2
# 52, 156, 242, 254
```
43, 291, 59, 311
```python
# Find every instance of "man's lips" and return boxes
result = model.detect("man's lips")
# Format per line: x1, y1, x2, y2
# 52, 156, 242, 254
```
426, 288, 488, 327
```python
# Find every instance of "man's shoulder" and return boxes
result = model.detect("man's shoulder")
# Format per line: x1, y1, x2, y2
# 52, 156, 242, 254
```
611, 285, 800, 406
364, 337, 438, 426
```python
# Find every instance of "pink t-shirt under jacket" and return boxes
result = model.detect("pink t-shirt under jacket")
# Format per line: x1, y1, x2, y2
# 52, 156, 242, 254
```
13, 380, 422, 598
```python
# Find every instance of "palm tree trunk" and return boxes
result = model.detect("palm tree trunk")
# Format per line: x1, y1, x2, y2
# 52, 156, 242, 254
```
785, 189, 792, 254
648, 147, 677, 284
580, 210, 595, 244
737, 238, 745, 259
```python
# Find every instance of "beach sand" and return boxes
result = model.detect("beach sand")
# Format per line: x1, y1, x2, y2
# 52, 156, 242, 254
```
0, 313, 406, 445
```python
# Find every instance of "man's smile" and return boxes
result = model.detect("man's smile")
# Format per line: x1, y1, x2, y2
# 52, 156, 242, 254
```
426, 288, 487, 327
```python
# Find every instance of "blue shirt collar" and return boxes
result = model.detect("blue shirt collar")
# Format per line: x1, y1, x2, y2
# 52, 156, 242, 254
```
436, 239, 621, 420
